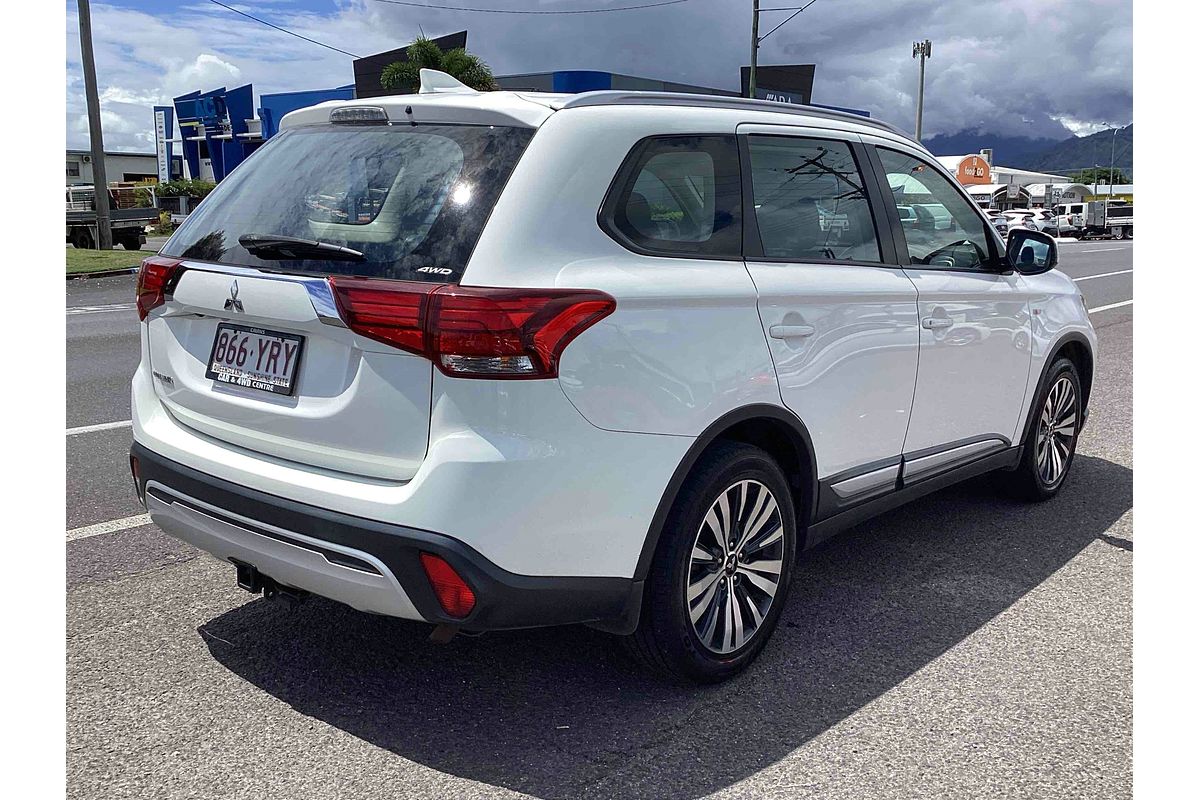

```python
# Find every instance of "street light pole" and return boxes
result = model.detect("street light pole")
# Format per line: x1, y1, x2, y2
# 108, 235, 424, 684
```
913, 39, 932, 141
1107, 124, 1118, 200
77, 0, 112, 250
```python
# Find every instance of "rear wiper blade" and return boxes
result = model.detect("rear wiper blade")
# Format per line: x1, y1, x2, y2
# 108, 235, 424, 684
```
238, 234, 364, 262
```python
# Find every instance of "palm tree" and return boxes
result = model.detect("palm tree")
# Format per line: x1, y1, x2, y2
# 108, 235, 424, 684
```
381, 37, 497, 93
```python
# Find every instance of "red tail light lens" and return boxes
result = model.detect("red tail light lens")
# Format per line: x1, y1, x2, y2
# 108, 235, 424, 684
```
135, 256, 184, 320
420, 552, 476, 618
327, 277, 433, 356
329, 277, 615, 379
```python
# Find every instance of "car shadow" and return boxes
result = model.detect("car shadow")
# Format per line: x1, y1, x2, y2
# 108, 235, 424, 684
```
200, 453, 1131, 800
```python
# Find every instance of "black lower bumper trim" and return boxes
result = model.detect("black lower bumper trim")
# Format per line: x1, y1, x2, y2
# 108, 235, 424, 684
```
132, 442, 641, 632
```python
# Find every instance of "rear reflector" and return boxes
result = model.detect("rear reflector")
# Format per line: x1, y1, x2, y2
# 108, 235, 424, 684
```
329, 277, 615, 379
136, 256, 184, 320
420, 553, 476, 618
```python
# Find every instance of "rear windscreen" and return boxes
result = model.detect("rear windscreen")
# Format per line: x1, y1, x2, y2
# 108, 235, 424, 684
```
161, 124, 534, 282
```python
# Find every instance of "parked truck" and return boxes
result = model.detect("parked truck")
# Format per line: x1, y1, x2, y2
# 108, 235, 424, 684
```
1085, 200, 1133, 240
66, 185, 157, 250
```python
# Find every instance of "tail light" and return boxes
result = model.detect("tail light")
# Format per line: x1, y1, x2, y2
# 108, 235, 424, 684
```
329, 277, 615, 379
420, 553, 476, 618
136, 256, 184, 320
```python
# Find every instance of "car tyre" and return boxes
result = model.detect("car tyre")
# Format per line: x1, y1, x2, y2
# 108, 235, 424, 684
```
624, 441, 797, 683
1006, 357, 1082, 501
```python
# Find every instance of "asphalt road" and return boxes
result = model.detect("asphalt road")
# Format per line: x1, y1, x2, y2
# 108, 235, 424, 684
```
66, 242, 1133, 799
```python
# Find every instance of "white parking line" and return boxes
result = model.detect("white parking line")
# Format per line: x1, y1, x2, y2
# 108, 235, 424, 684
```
1076, 247, 1127, 253
1074, 269, 1133, 282
66, 420, 132, 436
67, 514, 153, 542
1088, 300, 1133, 314
67, 303, 137, 315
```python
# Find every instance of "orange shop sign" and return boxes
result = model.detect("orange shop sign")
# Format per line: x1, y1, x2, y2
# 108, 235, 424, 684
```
955, 155, 991, 185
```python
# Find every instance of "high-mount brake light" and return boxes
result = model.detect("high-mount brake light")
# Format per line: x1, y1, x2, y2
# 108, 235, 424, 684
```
135, 256, 184, 321
328, 277, 616, 379
329, 106, 388, 124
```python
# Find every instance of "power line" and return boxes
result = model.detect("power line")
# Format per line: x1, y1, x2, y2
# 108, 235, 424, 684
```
207, 1, 361, 58
759, 0, 817, 42
369, 0, 691, 14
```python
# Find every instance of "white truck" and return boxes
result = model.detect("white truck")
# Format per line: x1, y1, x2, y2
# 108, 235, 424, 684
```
1085, 200, 1133, 240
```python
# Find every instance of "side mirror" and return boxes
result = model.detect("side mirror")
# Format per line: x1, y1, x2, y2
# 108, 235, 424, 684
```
1006, 229, 1058, 275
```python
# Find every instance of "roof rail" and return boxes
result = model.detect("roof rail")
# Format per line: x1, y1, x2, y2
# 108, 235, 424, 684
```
552, 91, 916, 143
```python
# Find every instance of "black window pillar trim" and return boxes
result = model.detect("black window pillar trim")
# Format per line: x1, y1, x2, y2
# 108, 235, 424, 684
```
860, 142, 912, 267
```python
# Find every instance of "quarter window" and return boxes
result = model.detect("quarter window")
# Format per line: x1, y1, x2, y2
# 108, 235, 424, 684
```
604, 135, 742, 258
746, 135, 881, 262
877, 147, 994, 271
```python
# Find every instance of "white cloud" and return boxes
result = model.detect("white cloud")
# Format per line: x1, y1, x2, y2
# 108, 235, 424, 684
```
66, 0, 1132, 152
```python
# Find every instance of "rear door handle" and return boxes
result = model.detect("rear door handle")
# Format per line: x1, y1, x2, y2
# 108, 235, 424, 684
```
769, 324, 815, 339
921, 317, 953, 330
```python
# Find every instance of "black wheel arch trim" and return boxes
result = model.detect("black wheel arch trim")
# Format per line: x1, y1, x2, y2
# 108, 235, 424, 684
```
633, 403, 819, 582
1020, 332, 1093, 447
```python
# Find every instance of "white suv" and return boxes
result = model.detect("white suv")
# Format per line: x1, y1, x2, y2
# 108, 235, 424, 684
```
130, 71, 1096, 682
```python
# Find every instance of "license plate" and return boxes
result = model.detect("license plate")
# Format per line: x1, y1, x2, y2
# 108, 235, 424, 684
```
205, 323, 304, 396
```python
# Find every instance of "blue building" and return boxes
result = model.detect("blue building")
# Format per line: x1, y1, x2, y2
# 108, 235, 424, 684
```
167, 68, 867, 183
170, 83, 354, 182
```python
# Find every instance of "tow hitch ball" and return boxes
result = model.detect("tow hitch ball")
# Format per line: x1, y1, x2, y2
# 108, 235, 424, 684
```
233, 561, 308, 605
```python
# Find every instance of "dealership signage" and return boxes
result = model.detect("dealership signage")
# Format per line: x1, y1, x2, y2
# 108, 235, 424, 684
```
153, 105, 174, 184
755, 88, 801, 104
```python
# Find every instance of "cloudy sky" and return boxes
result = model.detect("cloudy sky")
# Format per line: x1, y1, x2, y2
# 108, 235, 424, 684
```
66, 0, 1132, 152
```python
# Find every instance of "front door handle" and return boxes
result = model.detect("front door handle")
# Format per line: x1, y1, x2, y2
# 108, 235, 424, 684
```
921, 317, 953, 330
769, 324, 815, 339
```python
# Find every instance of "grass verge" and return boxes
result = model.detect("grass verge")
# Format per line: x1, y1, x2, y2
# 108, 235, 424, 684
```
66, 247, 144, 275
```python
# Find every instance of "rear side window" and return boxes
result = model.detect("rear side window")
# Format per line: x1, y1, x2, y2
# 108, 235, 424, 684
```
745, 135, 881, 263
161, 124, 534, 282
602, 135, 742, 258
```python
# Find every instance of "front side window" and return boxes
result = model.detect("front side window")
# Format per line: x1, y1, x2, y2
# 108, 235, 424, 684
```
877, 147, 994, 271
746, 135, 881, 263
604, 135, 741, 258
162, 124, 534, 282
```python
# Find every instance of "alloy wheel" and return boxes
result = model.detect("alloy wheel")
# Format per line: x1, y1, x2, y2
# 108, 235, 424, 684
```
1036, 375, 1078, 488
686, 480, 785, 655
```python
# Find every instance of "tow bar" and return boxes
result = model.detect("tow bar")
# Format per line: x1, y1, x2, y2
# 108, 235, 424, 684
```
233, 560, 309, 605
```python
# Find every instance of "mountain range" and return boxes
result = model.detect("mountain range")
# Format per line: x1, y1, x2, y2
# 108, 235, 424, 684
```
926, 125, 1133, 180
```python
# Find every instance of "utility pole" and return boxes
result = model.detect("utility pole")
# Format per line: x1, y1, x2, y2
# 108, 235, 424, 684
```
912, 39, 932, 141
78, 0, 112, 250
748, 1, 819, 100
749, 0, 760, 99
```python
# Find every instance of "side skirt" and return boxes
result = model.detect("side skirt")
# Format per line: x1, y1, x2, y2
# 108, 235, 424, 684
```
803, 446, 1022, 551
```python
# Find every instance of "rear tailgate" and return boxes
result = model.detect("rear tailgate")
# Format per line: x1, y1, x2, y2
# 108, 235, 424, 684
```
143, 118, 537, 481
148, 266, 431, 480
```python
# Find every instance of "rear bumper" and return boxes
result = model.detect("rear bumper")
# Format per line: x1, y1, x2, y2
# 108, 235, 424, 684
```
132, 442, 641, 632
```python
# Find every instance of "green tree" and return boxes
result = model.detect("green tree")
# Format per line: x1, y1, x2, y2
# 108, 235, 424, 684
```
1071, 167, 1130, 186
380, 37, 497, 93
